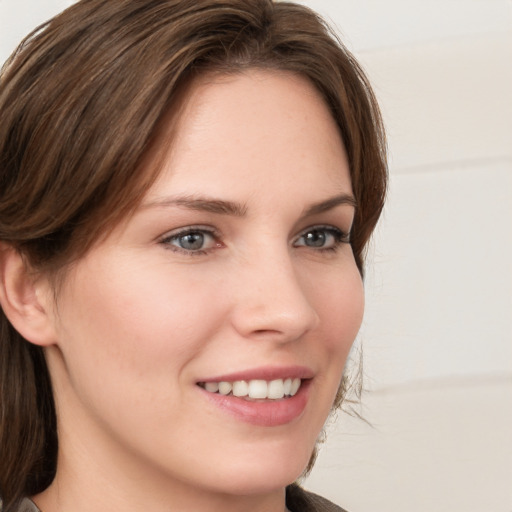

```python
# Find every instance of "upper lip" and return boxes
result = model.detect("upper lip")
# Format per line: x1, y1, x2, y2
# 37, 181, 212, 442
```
197, 365, 315, 383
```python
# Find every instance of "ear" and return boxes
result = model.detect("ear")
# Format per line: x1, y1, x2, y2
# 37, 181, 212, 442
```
0, 243, 57, 346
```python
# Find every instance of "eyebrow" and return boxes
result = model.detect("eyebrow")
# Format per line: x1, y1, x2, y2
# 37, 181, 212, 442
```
302, 193, 357, 216
142, 193, 356, 217
142, 196, 248, 216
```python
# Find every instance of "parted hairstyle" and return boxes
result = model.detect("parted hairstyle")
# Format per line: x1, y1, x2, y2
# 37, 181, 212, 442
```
0, 0, 387, 510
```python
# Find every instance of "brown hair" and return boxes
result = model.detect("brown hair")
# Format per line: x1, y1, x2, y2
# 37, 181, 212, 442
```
0, 1, 387, 509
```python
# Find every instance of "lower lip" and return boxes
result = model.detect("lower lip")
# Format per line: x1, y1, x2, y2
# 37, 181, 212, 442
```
198, 380, 311, 427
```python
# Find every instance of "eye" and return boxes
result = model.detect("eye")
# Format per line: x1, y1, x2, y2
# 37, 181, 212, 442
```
294, 226, 350, 251
160, 227, 220, 254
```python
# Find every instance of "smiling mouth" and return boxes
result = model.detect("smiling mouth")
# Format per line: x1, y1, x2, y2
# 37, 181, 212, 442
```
197, 378, 302, 400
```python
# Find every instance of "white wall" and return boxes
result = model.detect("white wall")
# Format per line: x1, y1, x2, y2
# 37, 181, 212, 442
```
295, 1, 512, 511
0, 0, 75, 60
291, 0, 512, 389
1, 1, 511, 510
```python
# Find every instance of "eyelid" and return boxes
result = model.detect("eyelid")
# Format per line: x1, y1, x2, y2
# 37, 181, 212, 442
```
159, 224, 219, 240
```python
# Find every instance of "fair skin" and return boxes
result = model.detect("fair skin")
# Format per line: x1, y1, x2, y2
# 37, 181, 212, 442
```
1, 70, 364, 512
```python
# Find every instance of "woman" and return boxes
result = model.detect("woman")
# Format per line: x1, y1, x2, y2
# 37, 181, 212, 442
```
0, 1, 387, 511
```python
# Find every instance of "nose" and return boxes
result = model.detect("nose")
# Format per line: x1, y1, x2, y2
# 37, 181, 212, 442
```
229, 248, 320, 343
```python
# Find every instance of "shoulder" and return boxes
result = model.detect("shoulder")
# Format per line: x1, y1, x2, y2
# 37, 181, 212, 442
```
286, 484, 349, 512
2, 498, 41, 512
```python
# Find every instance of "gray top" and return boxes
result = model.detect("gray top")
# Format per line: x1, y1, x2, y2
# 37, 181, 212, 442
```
13, 485, 346, 512
14, 498, 41, 512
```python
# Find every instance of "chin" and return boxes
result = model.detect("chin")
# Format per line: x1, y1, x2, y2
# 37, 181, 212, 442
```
207, 438, 316, 496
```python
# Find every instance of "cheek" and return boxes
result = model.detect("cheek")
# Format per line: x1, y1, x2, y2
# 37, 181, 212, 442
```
312, 264, 365, 355
50, 257, 231, 456
54, 257, 223, 392
308, 263, 364, 415
294, 265, 364, 448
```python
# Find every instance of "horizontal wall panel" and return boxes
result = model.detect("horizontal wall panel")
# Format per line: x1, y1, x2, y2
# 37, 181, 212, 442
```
359, 32, 512, 171
362, 160, 512, 388
306, 377, 512, 512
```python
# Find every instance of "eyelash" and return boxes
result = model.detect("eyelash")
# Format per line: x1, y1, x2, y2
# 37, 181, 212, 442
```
159, 225, 351, 256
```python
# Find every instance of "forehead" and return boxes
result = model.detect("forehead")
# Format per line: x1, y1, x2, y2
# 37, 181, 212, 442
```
146, 69, 351, 204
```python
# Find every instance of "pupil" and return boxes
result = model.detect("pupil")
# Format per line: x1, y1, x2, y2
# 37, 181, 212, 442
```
180, 232, 204, 250
305, 230, 325, 247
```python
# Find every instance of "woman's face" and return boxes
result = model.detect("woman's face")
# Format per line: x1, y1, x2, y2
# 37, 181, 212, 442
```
45, 70, 364, 501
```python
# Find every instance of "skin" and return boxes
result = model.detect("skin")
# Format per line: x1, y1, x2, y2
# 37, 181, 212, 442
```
11, 70, 365, 512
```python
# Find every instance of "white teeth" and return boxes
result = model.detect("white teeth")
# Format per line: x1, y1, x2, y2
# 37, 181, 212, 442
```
290, 378, 301, 396
268, 379, 285, 399
202, 378, 302, 399
283, 378, 292, 395
232, 380, 249, 397
248, 380, 268, 399
218, 381, 232, 395
205, 382, 219, 393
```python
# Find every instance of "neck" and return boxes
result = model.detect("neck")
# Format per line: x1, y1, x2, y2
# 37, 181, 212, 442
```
32, 436, 289, 512
32, 480, 289, 512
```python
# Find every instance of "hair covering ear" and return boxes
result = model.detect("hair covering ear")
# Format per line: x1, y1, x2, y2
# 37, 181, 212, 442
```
0, 244, 56, 346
